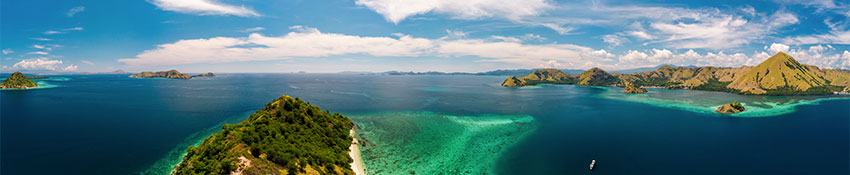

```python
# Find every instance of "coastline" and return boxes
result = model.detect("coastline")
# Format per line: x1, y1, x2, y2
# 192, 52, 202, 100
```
349, 128, 366, 175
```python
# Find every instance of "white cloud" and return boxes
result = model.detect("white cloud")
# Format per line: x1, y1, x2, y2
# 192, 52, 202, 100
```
240, 27, 264, 33
490, 36, 522, 43
28, 51, 49, 55
32, 38, 52, 41
150, 0, 260, 17
12, 58, 64, 70
62, 65, 78, 71
611, 44, 850, 70
81, 60, 95, 65
782, 19, 849, 44
767, 43, 790, 54
33, 45, 47, 49
44, 30, 64, 35
2, 49, 13, 55
67, 6, 85, 17
784, 45, 850, 69
355, 0, 553, 24
120, 26, 614, 69
491, 34, 545, 43
64, 27, 84, 31
521, 34, 546, 41
120, 26, 434, 66
627, 31, 654, 40
648, 10, 798, 49
43, 27, 84, 35
602, 34, 628, 47
119, 26, 850, 70
538, 60, 563, 68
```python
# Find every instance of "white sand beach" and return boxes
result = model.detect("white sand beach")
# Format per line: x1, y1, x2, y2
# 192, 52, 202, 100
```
349, 128, 366, 175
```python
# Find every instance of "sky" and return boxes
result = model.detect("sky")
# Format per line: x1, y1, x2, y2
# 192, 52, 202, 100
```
1, 0, 849, 73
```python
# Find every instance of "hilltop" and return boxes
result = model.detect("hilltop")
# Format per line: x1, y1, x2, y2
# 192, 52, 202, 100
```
1, 72, 38, 89
727, 52, 828, 94
174, 95, 355, 175
502, 52, 850, 95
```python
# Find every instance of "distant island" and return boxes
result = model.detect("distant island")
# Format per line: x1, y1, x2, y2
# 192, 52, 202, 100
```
502, 52, 850, 95
130, 70, 214, 79
173, 95, 357, 175
1, 72, 39, 89
192, 72, 215, 77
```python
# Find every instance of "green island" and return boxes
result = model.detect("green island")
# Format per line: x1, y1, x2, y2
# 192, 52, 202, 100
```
502, 52, 850, 95
173, 95, 355, 175
715, 101, 746, 114
1, 72, 39, 89
131, 70, 214, 79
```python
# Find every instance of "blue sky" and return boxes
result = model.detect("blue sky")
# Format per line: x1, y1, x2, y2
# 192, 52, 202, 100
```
2, 0, 849, 73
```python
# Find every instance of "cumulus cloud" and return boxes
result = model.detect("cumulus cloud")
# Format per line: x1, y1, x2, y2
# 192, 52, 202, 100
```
2, 49, 13, 55
12, 58, 64, 70
150, 0, 260, 17
67, 6, 85, 17
767, 43, 790, 54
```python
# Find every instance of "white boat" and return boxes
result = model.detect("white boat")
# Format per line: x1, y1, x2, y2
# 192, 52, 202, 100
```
590, 159, 596, 170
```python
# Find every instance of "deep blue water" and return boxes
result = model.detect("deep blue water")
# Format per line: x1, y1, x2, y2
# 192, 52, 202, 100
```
1, 73, 848, 174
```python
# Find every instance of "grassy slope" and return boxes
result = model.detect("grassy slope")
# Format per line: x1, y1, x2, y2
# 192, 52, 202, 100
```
174, 95, 354, 175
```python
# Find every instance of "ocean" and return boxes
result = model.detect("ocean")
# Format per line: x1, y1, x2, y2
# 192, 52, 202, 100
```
1, 73, 847, 174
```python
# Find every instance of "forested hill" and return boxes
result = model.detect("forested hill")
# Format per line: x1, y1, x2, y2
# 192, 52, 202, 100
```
173, 95, 355, 175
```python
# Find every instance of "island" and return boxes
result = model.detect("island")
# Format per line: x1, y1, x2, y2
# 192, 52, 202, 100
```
193, 72, 215, 77
130, 70, 192, 79
715, 101, 746, 114
1, 72, 38, 89
173, 95, 357, 175
502, 52, 850, 95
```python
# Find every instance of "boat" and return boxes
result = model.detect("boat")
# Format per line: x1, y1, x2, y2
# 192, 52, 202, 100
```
590, 159, 596, 170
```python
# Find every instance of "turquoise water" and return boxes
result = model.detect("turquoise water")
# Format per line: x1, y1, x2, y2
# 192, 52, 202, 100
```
1, 74, 847, 174
597, 87, 850, 117
0, 76, 70, 90
348, 111, 536, 174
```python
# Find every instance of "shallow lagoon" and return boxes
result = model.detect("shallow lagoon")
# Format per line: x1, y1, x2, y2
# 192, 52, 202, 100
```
1, 74, 847, 174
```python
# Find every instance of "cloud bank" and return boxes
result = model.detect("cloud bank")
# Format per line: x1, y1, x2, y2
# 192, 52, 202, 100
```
120, 27, 850, 70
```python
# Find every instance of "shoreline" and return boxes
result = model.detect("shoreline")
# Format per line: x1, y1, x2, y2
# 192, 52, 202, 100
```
349, 128, 366, 175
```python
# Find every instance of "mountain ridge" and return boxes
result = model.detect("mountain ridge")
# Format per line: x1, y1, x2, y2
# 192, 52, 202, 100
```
501, 52, 850, 95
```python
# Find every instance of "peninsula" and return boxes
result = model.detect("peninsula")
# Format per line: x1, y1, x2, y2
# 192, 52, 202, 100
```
502, 52, 850, 95
173, 95, 357, 175
1, 72, 38, 89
